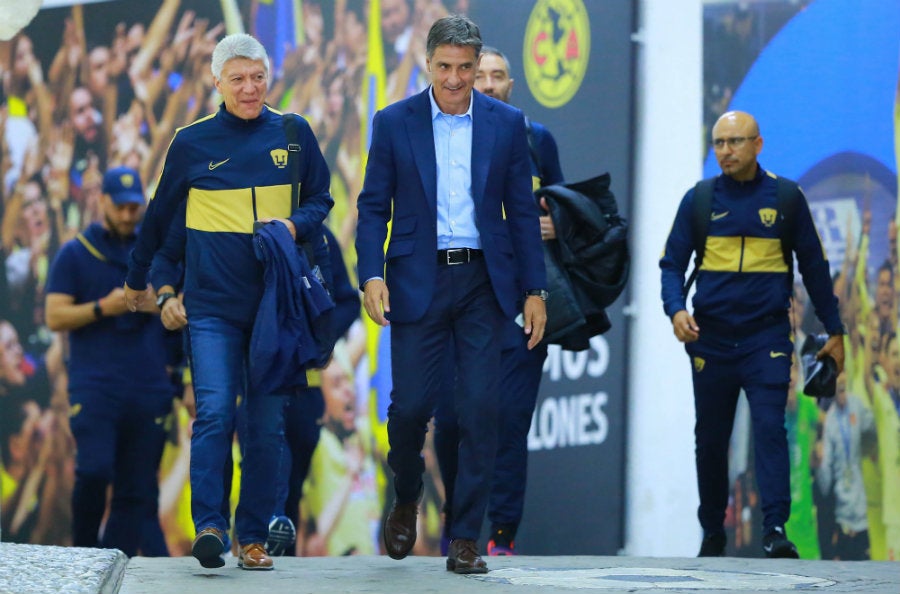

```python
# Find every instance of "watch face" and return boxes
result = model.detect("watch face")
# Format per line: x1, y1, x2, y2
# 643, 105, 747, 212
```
157, 293, 174, 308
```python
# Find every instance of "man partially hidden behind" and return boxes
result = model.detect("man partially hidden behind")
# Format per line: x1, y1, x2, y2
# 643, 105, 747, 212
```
659, 110, 845, 558
45, 166, 173, 557
356, 16, 547, 574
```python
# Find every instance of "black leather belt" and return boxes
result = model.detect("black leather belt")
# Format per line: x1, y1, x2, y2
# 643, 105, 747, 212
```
437, 248, 483, 265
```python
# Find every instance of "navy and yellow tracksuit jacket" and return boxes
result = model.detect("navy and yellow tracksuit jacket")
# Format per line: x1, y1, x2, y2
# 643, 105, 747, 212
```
127, 103, 333, 325
660, 166, 842, 334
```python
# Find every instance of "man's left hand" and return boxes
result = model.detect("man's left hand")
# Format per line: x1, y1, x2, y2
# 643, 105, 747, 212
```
258, 217, 297, 240
817, 334, 845, 374
523, 296, 547, 349
539, 197, 556, 240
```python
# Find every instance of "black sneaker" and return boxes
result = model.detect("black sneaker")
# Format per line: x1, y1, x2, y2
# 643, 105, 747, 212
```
762, 526, 799, 558
266, 515, 296, 556
698, 532, 726, 557
488, 525, 517, 556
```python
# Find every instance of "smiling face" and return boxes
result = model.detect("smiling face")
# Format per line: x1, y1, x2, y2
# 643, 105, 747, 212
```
214, 57, 268, 120
427, 44, 478, 115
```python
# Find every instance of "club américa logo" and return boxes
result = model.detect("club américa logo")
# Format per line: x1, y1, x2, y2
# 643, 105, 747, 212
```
523, 0, 590, 109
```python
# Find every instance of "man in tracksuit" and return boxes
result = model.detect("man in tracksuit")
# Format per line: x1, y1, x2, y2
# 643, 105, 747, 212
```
45, 166, 173, 557
660, 110, 844, 558
124, 33, 332, 570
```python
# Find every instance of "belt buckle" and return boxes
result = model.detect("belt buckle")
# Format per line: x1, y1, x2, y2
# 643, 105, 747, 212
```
446, 248, 467, 265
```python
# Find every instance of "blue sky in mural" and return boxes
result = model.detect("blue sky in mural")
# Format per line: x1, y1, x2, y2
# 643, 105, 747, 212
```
703, 0, 900, 180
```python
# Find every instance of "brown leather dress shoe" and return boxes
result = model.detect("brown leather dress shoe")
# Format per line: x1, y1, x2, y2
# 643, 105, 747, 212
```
383, 499, 419, 560
239, 543, 274, 570
446, 539, 488, 574
192, 527, 226, 569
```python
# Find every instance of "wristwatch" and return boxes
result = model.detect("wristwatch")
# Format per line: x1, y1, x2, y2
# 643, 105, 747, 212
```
525, 289, 549, 301
156, 292, 177, 309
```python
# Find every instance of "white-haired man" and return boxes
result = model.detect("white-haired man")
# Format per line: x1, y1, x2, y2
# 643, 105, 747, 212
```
124, 33, 333, 570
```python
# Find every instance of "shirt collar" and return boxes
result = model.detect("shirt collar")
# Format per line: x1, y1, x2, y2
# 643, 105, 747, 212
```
429, 86, 474, 121
720, 163, 766, 190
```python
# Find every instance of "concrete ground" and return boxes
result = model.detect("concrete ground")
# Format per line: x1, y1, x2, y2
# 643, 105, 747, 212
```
2, 543, 898, 594
122, 553, 898, 594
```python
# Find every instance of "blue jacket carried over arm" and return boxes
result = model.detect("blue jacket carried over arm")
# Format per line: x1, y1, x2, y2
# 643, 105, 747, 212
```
250, 222, 334, 396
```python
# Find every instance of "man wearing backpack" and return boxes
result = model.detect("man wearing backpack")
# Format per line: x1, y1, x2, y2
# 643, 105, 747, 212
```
659, 110, 845, 558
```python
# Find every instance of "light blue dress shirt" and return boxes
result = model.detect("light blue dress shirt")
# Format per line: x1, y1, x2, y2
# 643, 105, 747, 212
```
429, 87, 479, 250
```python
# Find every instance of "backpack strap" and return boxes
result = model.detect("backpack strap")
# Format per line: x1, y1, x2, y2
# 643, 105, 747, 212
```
76, 232, 107, 262
523, 116, 543, 187
281, 113, 316, 265
682, 175, 800, 298
282, 113, 303, 208
774, 175, 800, 286
682, 177, 715, 297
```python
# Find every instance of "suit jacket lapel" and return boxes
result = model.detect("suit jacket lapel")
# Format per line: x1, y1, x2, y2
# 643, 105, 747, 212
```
405, 90, 438, 218
471, 92, 496, 209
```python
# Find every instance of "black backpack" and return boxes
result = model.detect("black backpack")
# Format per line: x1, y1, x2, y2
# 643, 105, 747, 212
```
682, 175, 800, 297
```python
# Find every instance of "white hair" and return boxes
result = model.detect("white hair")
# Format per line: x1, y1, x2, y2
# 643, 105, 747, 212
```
210, 33, 270, 79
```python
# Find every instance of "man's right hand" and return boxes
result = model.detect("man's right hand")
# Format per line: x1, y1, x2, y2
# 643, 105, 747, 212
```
362, 279, 391, 327
672, 310, 700, 343
160, 295, 188, 331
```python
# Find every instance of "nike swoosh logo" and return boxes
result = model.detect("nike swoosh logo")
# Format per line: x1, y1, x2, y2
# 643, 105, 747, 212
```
208, 158, 230, 170
763, 544, 774, 553
770, 351, 788, 358
710, 211, 729, 221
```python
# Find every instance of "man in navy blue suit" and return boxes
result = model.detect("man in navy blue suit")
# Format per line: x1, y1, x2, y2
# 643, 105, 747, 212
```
356, 15, 547, 574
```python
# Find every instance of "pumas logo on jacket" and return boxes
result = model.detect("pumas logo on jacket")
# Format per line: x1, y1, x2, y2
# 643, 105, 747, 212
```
693, 356, 705, 372
271, 148, 289, 169
759, 208, 777, 227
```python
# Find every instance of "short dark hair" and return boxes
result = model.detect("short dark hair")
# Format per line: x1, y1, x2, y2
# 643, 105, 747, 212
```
426, 15, 482, 60
479, 45, 511, 72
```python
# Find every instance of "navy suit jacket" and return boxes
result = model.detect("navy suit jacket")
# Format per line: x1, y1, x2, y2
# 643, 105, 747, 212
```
356, 88, 546, 323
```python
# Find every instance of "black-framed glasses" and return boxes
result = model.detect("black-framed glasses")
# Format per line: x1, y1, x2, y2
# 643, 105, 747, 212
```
712, 135, 757, 150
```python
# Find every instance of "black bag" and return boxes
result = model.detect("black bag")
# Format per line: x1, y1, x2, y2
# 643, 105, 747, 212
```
801, 333, 837, 398
537, 173, 628, 350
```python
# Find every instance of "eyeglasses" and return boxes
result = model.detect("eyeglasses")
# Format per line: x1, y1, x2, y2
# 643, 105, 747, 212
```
712, 135, 757, 150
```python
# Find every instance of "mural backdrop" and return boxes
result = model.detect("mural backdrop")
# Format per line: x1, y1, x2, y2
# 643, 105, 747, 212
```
703, 0, 900, 560
0, 0, 634, 556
